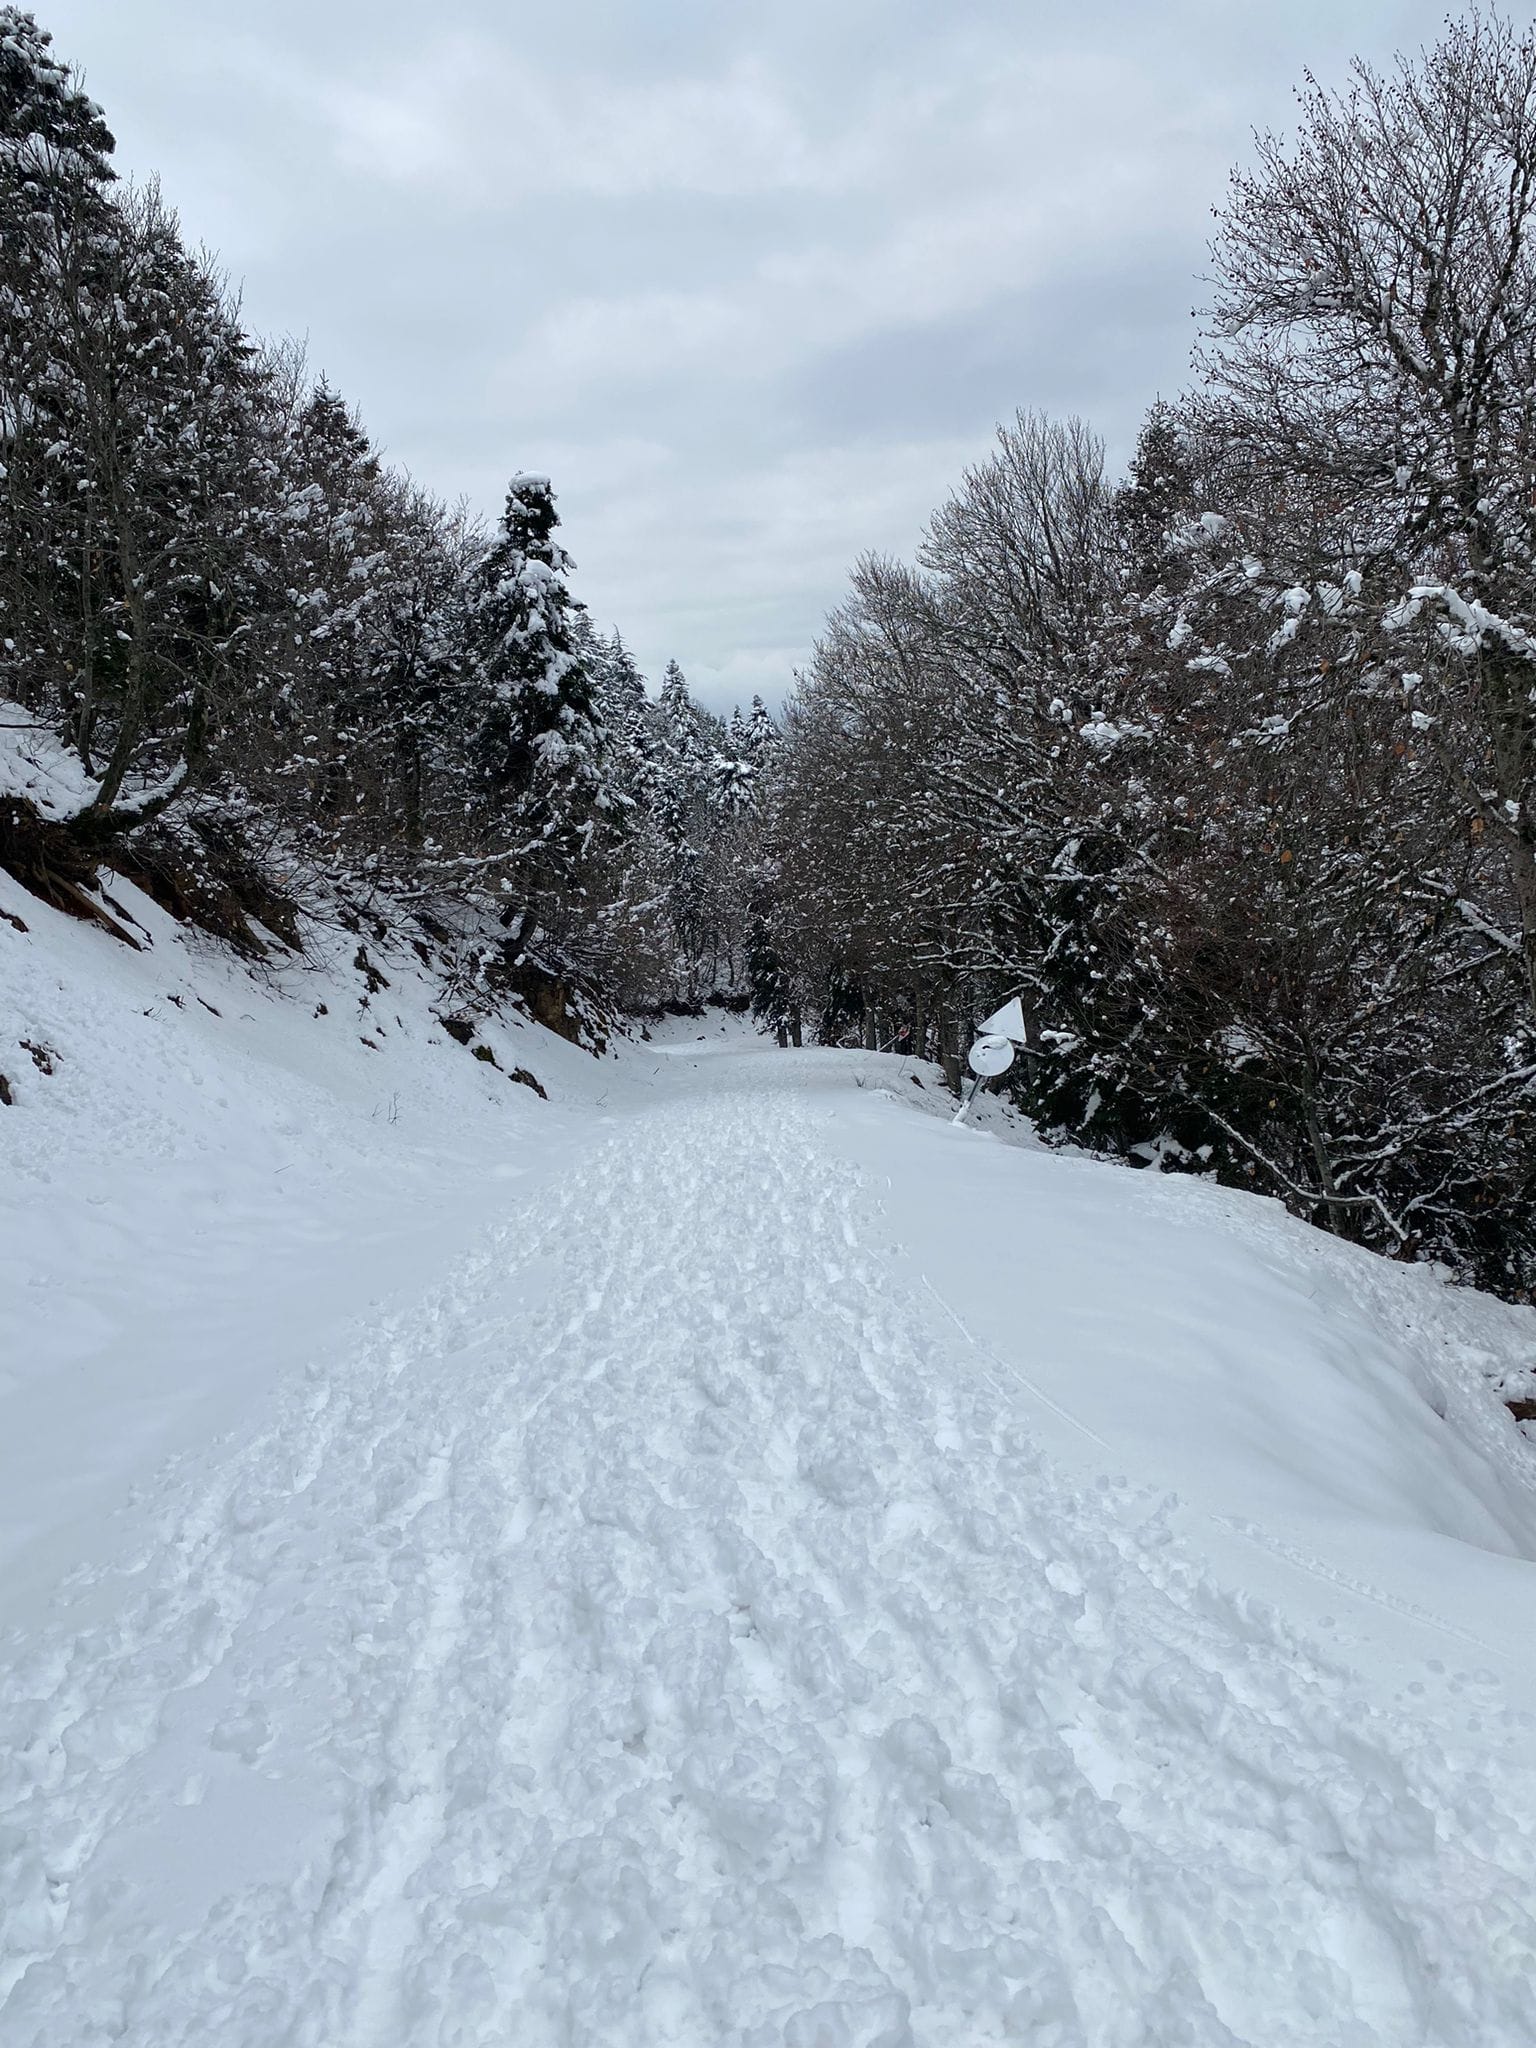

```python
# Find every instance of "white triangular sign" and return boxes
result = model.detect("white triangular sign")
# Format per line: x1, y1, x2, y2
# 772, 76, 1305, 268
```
978, 996, 1027, 1043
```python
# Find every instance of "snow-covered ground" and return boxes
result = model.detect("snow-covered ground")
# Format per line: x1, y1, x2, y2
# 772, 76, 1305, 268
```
3, 867, 1536, 2046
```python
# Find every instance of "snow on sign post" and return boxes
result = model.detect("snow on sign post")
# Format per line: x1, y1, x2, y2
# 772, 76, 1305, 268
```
953, 1032, 1015, 1125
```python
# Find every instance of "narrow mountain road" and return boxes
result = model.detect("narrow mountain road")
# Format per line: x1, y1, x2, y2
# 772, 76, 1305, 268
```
2, 1051, 1533, 2046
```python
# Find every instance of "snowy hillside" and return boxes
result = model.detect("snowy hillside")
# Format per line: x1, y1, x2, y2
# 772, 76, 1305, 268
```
4, 870, 1536, 2046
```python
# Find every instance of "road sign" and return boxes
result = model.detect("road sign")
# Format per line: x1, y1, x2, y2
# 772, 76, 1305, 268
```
977, 997, 1027, 1043
967, 1033, 1015, 1078
955, 1032, 1016, 1123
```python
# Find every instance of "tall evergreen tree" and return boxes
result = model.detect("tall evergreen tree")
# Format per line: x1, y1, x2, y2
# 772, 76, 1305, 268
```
745, 695, 778, 754
466, 473, 610, 877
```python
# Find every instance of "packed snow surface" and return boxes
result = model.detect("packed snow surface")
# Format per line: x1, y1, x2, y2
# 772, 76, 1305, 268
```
3, 875, 1536, 2045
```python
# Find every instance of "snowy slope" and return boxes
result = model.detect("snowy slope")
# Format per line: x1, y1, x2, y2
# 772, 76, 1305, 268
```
0, 860, 598, 1626
3, 886, 1536, 2046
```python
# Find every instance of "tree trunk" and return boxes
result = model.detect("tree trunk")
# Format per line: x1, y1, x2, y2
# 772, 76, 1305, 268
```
75, 514, 98, 773
1502, 821, 1536, 1020
1478, 643, 1536, 1020
939, 1008, 962, 1095
88, 526, 148, 816
1302, 1078, 1352, 1241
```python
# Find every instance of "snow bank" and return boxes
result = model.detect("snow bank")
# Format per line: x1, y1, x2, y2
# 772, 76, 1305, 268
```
832, 1061, 1536, 1696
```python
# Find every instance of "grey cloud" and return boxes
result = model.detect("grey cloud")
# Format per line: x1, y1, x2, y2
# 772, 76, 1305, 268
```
785, 253, 1200, 455
46, 0, 1461, 713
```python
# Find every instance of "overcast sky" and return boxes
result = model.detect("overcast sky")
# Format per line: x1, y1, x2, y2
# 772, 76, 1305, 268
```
45, 1, 1453, 712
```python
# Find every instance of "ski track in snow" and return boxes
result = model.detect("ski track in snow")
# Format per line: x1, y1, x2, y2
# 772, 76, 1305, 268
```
3, 1054, 1535, 2046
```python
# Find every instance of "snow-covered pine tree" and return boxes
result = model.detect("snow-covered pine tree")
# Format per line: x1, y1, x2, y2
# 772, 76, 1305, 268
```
364, 480, 476, 856
260, 378, 390, 830
598, 628, 646, 720
745, 911, 797, 1045
1112, 400, 1198, 594
248, 373, 479, 868
654, 658, 708, 851
578, 623, 653, 812
0, 114, 267, 825
69, 184, 268, 816
745, 694, 778, 754
465, 473, 610, 880
710, 746, 756, 817
0, 5, 118, 751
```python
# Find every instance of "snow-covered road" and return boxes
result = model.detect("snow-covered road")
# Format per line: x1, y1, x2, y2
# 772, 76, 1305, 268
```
4, 1036, 1535, 2048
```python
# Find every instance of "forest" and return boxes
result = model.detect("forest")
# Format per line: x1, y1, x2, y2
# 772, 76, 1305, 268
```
2, 5, 1534, 1296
